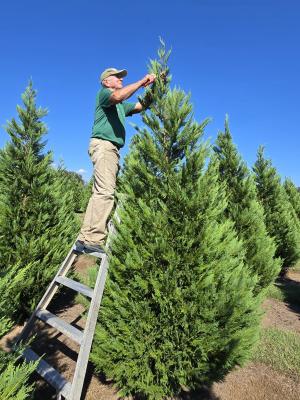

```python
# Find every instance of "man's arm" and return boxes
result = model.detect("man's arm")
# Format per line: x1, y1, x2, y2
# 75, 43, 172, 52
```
110, 74, 156, 105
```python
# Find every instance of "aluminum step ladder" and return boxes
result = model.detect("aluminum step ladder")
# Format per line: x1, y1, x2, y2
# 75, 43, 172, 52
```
17, 240, 109, 400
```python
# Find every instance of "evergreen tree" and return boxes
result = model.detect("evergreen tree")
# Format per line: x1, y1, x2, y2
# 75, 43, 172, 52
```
91, 43, 261, 399
0, 82, 79, 319
52, 164, 86, 212
214, 119, 281, 290
253, 147, 300, 275
284, 178, 300, 221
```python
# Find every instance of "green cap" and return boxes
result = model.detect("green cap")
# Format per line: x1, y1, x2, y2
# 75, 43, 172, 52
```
100, 68, 127, 82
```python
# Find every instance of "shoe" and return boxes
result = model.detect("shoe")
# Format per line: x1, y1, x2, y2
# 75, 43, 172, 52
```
75, 240, 105, 254
74, 240, 85, 251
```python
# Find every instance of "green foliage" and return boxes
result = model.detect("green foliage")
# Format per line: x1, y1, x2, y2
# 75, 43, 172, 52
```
52, 164, 87, 212
91, 42, 262, 399
291, 260, 300, 272
284, 178, 300, 221
253, 147, 300, 275
76, 263, 97, 310
214, 119, 281, 291
251, 328, 300, 378
0, 359, 37, 400
0, 317, 12, 338
0, 312, 37, 400
0, 82, 79, 319
81, 176, 93, 212
266, 284, 284, 302
0, 270, 14, 361
0, 263, 33, 322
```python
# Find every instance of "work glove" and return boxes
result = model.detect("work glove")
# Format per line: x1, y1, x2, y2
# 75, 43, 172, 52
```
138, 90, 154, 109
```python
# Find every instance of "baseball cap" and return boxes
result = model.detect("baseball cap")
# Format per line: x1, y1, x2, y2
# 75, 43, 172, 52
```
100, 68, 127, 82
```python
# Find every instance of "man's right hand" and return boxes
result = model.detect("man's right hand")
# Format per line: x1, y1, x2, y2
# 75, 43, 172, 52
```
141, 74, 156, 87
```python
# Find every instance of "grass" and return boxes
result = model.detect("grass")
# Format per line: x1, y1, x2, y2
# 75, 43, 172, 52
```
251, 327, 300, 378
266, 284, 284, 302
76, 265, 97, 310
291, 260, 300, 272
267, 282, 300, 307
266, 265, 300, 308
259, 265, 300, 377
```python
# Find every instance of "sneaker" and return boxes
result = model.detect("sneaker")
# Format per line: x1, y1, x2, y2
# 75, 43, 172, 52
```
75, 240, 105, 254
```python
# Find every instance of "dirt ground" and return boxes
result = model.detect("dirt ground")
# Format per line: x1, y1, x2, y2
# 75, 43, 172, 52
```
262, 297, 300, 333
1, 256, 300, 400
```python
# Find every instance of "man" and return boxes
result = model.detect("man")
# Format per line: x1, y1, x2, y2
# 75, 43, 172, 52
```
76, 68, 156, 253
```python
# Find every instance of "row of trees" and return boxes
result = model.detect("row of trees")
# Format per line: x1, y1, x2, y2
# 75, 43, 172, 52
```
0, 44, 299, 399
90, 44, 300, 399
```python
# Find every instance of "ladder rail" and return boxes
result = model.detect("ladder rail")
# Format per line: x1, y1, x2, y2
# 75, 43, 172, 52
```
17, 248, 78, 345
69, 255, 109, 400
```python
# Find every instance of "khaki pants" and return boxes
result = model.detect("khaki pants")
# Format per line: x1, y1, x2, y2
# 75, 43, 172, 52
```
78, 138, 120, 245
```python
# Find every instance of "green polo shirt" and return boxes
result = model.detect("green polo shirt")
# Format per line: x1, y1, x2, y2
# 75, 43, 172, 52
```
91, 87, 136, 148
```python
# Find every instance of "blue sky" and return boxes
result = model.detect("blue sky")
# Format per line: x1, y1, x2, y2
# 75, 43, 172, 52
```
1, 0, 299, 185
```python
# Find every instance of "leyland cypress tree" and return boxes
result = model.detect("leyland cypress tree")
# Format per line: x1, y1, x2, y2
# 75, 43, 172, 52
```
0, 82, 79, 319
253, 147, 300, 275
52, 164, 86, 212
284, 178, 300, 221
91, 43, 261, 399
214, 119, 281, 290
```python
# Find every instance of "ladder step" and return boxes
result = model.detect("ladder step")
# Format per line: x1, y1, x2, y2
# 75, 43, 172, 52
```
36, 309, 83, 345
56, 276, 94, 298
23, 347, 71, 399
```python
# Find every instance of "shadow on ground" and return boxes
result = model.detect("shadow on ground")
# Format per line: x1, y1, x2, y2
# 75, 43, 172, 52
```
276, 274, 300, 316
177, 387, 220, 400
